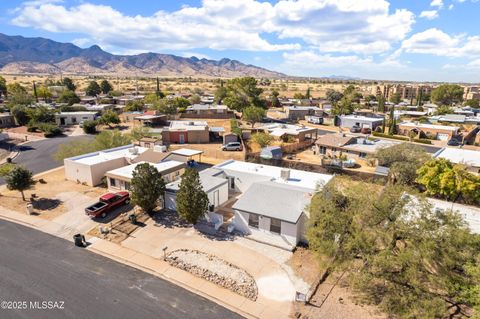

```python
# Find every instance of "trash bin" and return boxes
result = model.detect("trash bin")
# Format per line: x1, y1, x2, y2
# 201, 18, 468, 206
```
26, 203, 33, 215
73, 234, 86, 247
129, 214, 137, 224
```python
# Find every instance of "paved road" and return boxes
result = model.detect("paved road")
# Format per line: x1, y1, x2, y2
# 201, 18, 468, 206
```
0, 220, 243, 319
0, 136, 93, 185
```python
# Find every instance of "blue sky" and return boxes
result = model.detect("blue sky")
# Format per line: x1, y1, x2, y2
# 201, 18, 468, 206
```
1, 0, 480, 82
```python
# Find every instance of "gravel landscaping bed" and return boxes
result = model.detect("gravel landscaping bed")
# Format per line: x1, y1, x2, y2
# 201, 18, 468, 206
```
166, 249, 258, 300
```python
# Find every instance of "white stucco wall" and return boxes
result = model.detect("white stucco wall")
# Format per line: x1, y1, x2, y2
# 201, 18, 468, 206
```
163, 182, 228, 212
64, 157, 127, 186
281, 220, 298, 246
233, 210, 251, 234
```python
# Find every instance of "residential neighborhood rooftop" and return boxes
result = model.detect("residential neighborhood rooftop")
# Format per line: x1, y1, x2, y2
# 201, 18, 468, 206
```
399, 122, 459, 131
66, 145, 148, 165
214, 160, 333, 191
169, 120, 208, 130
232, 181, 312, 223
434, 148, 480, 167
105, 160, 185, 180
259, 123, 316, 137
186, 104, 228, 110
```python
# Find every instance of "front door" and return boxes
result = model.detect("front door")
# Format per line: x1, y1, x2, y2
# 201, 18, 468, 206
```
60, 118, 65, 125
179, 134, 185, 144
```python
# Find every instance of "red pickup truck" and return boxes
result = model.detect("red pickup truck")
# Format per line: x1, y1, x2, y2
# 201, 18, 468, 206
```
85, 192, 130, 218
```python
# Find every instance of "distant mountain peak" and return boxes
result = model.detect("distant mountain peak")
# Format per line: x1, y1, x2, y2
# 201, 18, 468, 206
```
0, 33, 285, 78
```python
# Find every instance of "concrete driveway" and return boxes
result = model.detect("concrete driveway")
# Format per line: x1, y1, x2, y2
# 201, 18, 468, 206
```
120, 219, 308, 318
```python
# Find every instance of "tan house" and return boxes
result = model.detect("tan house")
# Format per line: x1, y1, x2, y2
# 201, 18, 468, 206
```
315, 133, 399, 159
257, 123, 318, 143
397, 122, 459, 141
64, 145, 149, 186
105, 161, 186, 191
182, 104, 234, 119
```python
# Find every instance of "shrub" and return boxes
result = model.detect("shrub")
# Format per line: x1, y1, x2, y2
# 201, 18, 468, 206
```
82, 120, 98, 134
413, 138, 432, 144
372, 131, 408, 141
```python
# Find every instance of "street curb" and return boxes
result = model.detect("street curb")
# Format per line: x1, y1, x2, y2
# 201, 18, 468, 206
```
88, 246, 257, 319
0, 212, 256, 319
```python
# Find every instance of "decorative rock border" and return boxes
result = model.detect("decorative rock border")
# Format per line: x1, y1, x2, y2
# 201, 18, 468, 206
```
166, 249, 258, 300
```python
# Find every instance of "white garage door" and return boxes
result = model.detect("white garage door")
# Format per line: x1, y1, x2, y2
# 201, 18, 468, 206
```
437, 133, 449, 141
164, 192, 177, 211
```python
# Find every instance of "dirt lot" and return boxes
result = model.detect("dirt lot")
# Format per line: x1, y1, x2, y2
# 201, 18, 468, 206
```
168, 143, 245, 163
87, 209, 150, 244
288, 248, 386, 319
0, 168, 105, 220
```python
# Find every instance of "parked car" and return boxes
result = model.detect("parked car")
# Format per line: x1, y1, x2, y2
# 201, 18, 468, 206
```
85, 192, 130, 218
360, 127, 372, 134
350, 126, 361, 133
305, 115, 324, 124
447, 139, 461, 146
222, 142, 243, 151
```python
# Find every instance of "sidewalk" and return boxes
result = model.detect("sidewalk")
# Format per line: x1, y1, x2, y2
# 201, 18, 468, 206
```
0, 205, 290, 319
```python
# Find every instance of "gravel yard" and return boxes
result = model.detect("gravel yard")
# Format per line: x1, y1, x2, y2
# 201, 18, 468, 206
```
166, 249, 258, 300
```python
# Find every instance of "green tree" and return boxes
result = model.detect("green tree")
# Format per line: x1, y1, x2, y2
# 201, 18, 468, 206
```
416, 158, 480, 205
62, 77, 76, 91
82, 120, 97, 134
0, 76, 6, 97
99, 110, 120, 128
325, 89, 343, 104
305, 87, 311, 99
176, 168, 209, 224
378, 95, 386, 113
214, 85, 227, 104
389, 92, 402, 104
251, 132, 273, 148
0, 163, 15, 177
6, 166, 36, 201
308, 179, 480, 318
155, 77, 165, 98
223, 77, 265, 111
373, 143, 429, 185
10, 105, 30, 125
242, 106, 265, 128
435, 104, 453, 115
100, 80, 113, 94
130, 163, 166, 213
388, 108, 397, 135
465, 99, 480, 108
6, 83, 27, 96
57, 90, 81, 105
293, 92, 305, 100
27, 106, 55, 124
37, 85, 52, 103
125, 100, 145, 112
431, 84, 464, 106
85, 81, 101, 97
129, 126, 151, 141
270, 90, 281, 108
189, 94, 201, 104
332, 96, 354, 115
54, 130, 132, 161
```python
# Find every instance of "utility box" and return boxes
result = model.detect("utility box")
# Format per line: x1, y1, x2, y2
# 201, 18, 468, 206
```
26, 203, 33, 215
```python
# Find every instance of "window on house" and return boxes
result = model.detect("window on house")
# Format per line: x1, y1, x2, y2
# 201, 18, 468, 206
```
229, 177, 235, 190
72, 117, 77, 123
124, 182, 130, 190
359, 152, 367, 158
110, 178, 117, 187
319, 146, 326, 155
270, 218, 281, 234
248, 214, 259, 228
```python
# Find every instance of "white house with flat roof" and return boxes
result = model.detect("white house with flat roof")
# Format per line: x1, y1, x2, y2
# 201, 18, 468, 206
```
218, 160, 333, 249
338, 114, 384, 130
434, 148, 480, 174
164, 159, 333, 250
55, 112, 97, 126
64, 145, 148, 186
105, 160, 186, 191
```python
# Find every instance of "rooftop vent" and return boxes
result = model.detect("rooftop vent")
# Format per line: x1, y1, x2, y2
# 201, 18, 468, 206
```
128, 147, 138, 155
280, 168, 291, 181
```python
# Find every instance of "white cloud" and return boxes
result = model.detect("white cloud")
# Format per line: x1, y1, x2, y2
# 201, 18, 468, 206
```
11, 0, 415, 55
419, 10, 439, 20
430, 0, 444, 8
401, 28, 480, 57
449, 4, 455, 9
